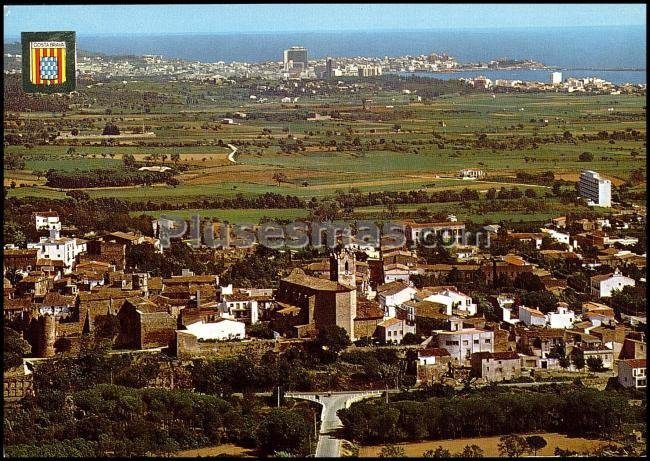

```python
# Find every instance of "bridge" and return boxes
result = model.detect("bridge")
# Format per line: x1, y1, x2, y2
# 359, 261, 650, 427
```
285, 390, 383, 457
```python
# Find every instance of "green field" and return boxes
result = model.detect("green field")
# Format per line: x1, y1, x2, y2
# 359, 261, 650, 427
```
134, 208, 309, 223
5, 89, 645, 224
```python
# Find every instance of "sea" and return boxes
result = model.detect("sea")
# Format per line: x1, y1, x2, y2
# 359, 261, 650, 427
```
5, 26, 647, 84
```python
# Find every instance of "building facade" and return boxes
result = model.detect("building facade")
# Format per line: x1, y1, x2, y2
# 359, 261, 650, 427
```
579, 170, 612, 207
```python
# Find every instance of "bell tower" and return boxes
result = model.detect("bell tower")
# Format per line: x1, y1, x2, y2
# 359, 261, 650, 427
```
330, 248, 356, 288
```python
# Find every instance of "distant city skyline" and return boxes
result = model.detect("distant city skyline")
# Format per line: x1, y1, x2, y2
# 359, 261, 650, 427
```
3, 4, 647, 39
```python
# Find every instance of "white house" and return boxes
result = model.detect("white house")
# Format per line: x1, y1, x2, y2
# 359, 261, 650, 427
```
518, 306, 547, 327
27, 229, 86, 273
185, 318, 246, 341
377, 282, 417, 318
417, 347, 451, 366
617, 359, 646, 389
34, 211, 61, 231
590, 268, 635, 298
546, 303, 576, 329
383, 263, 411, 284
419, 287, 477, 316
541, 228, 576, 250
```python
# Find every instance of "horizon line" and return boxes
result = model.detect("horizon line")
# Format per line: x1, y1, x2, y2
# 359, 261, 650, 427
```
3, 23, 646, 41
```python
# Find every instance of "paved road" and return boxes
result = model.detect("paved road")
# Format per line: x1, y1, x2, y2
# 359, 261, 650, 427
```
286, 391, 382, 457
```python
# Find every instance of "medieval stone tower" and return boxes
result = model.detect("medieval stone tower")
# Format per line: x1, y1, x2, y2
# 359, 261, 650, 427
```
330, 247, 356, 288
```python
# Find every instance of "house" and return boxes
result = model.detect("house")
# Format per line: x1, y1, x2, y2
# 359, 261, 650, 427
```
619, 337, 647, 360
582, 302, 616, 325
15, 273, 52, 299
376, 281, 417, 318
617, 359, 646, 389
4, 297, 32, 321
572, 344, 614, 369
27, 229, 87, 273
518, 306, 546, 327
184, 318, 246, 341
382, 249, 418, 268
404, 221, 466, 245
416, 348, 453, 384
458, 169, 485, 180
418, 286, 477, 316
541, 228, 575, 250
546, 303, 576, 329
382, 263, 411, 284
590, 268, 635, 298
471, 351, 522, 382
375, 317, 415, 344
418, 347, 451, 366
507, 232, 545, 249
38, 292, 77, 320
481, 255, 533, 285
220, 289, 268, 324
34, 211, 61, 231
354, 299, 385, 339
430, 318, 494, 364
3, 249, 39, 274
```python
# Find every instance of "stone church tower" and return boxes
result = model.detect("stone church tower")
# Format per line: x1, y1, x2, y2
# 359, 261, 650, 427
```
330, 248, 356, 288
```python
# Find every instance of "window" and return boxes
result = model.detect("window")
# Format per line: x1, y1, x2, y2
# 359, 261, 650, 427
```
485, 339, 491, 344
474, 339, 479, 345
463, 340, 469, 345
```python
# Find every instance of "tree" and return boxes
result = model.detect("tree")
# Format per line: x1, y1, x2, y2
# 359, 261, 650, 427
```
498, 435, 528, 457
380, 445, 405, 457
525, 435, 547, 456
102, 123, 120, 136
586, 357, 604, 372
273, 172, 288, 186
423, 447, 451, 458
257, 409, 310, 456
316, 325, 351, 354
4, 327, 31, 369
571, 354, 585, 370
457, 444, 484, 457
578, 151, 593, 162
122, 153, 137, 168
401, 332, 422, 345
5, 152, 25, 170
514, 272, 544, 292
170, 153, 180, 164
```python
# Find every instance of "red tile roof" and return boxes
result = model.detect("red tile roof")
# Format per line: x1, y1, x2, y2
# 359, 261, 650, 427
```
621, 359, 647, 368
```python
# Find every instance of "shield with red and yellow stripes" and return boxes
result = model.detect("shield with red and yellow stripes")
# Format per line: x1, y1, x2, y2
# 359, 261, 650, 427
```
30, 41, 68, 85
22, 31, 76, 93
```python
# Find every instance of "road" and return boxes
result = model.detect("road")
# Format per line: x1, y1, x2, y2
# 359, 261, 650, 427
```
286, 391, 382, 457
227, 144, 238, 163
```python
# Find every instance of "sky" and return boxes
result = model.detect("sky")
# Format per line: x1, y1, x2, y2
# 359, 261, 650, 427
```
3, 3, 647, 39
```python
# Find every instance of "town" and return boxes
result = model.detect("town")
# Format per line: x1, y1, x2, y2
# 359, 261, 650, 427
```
3, 43, 646, 96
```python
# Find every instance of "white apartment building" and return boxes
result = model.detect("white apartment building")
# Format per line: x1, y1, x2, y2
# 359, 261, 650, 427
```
431, 318, 494, 364
550, 71, 563, 84
590, 268, 635, 298
579, 170, 612, 207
